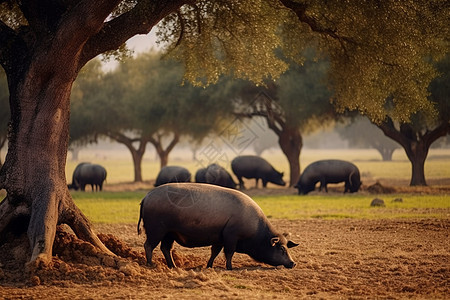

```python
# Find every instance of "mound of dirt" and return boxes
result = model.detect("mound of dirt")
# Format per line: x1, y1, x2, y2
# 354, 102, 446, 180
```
1, 218, 449, 299
367, 181, 397, 194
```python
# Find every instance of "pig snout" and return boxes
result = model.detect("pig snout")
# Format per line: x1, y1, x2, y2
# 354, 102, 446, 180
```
285, 261, 296, 268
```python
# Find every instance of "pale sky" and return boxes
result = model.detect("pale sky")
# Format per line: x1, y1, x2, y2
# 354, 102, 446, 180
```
126, 29, 160, 53
103, 29, 160, 71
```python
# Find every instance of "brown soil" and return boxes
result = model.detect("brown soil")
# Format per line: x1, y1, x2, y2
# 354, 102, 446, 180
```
1, 182, 449, 299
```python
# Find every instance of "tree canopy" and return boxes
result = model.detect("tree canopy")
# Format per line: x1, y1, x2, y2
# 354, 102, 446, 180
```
161, 0, 449, 123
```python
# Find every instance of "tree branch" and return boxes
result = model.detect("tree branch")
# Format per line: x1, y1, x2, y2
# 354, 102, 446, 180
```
279, 0, 356, 50
49, 0, 123, 66
80, 0, 195, 66
375, 117, 410, 151
423, 121, 450, 149
235, 111, 283, 136
165, 132, 180, 154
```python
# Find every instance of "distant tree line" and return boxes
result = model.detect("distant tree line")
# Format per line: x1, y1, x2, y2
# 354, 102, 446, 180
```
67, 51, 450, 186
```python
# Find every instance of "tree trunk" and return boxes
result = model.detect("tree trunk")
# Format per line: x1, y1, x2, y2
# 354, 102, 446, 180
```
0, 55, 112, 266
159, 152, 169, 169
106, 132, 148, 182
375, 146, 395, 161
278, 127, 302, 187
131, 151, 144, 182
150, 132, 180, 170
0, 0, 190, 269
403, 141, 428, 186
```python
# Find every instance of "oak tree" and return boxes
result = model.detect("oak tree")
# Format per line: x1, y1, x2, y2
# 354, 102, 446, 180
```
0, 0, 195, 266
376, 55, 450, 185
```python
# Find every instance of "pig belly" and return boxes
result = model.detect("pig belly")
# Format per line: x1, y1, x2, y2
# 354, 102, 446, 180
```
169, 229, 223, 248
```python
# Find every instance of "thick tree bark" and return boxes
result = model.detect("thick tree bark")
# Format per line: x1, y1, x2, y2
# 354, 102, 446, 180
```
278, 127, 302, 187
0, 67, 113, 264
0, 0, 192, 266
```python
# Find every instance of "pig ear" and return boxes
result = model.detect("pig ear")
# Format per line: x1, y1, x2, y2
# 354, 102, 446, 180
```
287, 241, 299, 248
270, 237, 280, 246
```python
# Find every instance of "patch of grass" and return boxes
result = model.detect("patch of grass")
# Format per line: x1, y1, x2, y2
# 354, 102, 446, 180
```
72, 191, 146, 224
253, 194, 450, 220
234, 285, 250, 290
68, 191, 449, 224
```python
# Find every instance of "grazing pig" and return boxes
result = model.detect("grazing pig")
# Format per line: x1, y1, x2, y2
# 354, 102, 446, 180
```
295, 160, 361, 195
194, 168, 207, 183
137, 183, 299, 270
231, 155, 286, 189
68, 162, 107, 192
204, 164, 236, 189
154, 166, 191, 187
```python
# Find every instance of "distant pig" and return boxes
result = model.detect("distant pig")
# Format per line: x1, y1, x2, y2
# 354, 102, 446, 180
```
68, 162, 107, 192
154, 166, 191, 187
204, 163, 236, 189
231, 155, 286, 189
138, 183, 298, 270
295, 159, 361, 195
194, 168, 207, 183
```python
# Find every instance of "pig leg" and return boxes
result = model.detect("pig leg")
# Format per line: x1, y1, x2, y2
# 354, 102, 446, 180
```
144, 237, 158, 267
344, 181, 350, 193
255, 178, 259, 188
223, 232, 238, 270
160, 235, 176, 268
144, 228, 165, 267
224, 247, 236, 270
319, 180, 328, 192
207, 244, 223, 268
237, 177, 245, 189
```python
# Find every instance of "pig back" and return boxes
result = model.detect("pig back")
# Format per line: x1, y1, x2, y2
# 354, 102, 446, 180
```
141, 183, 265, 234
231, 155, 273, 176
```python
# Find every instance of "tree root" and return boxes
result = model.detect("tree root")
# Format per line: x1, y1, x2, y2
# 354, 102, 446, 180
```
0, 190, 115, 267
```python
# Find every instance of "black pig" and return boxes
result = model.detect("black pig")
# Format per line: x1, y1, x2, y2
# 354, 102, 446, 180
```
154, 166, 191, 187
138, 183, 298, 270
231, 155, 285, 189
295, 159, 361, 195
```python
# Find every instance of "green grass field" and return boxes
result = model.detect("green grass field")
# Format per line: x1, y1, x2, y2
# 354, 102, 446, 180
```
69, 191, 449, 224
1, 148, 449, 223
65, 147, 448, 223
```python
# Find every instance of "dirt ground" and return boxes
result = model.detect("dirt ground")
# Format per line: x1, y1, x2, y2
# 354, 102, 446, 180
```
0, 182, 449, 299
